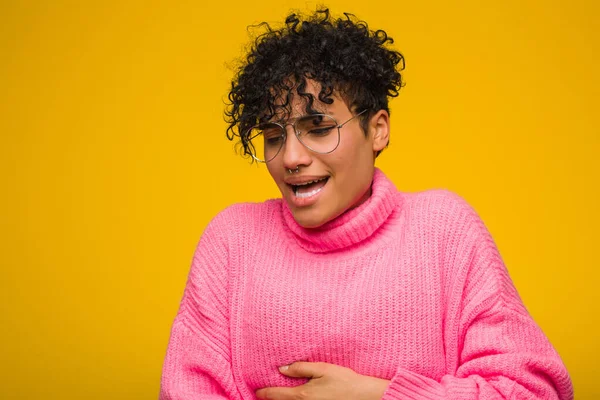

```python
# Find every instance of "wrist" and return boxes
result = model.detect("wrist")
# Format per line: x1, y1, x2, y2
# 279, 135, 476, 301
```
357, 375, 391, 400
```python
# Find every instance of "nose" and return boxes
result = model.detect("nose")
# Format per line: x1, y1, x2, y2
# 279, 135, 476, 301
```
281, 124, 312, 170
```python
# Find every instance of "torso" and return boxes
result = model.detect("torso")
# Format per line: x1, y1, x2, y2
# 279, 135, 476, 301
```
227, 199, 448, 394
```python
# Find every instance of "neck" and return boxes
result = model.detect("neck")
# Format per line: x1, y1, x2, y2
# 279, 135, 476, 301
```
346, 182, 373, 213
281, 168, 400, 253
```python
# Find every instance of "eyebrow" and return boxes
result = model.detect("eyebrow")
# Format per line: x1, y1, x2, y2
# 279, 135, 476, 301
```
271, 110, 334, 124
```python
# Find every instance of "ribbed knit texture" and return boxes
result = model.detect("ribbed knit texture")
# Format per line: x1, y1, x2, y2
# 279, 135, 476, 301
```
160, 168, 573, 400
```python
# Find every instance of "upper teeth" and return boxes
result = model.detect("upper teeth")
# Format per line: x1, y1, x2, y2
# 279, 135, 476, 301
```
296, 178, 326, 186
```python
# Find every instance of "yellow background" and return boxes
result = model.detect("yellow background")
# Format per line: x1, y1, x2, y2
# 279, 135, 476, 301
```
1, 0, 598, 398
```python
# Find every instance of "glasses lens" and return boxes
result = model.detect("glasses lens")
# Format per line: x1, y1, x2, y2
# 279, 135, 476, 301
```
295, 114, 339, 154
248, 123, 284, 162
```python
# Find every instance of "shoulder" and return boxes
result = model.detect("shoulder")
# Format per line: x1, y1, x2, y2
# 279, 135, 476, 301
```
211, 198, 282, 225
404, 188, 470, 207
201, 199, 283, 241
399, 188, 495, 257
401, 188, 480, 227
190, 199, 283, 272
405, 189, 506, 291
407, 190, 501, 269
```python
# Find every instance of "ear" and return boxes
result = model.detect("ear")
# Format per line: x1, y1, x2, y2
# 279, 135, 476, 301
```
368, 110, 390, 153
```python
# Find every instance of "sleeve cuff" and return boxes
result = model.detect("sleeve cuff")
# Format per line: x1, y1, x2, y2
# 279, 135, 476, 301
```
382, 368, 479, 400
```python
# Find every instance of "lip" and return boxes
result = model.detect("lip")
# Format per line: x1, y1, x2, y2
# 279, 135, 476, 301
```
284, 175, 330, 185
286, 176, 329, 208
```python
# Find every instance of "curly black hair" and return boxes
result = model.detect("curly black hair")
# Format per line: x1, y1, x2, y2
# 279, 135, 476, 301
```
225, 8, 405, 160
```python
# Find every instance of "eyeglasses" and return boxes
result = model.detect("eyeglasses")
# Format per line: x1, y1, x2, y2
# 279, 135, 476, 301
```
245, 109, 368, 163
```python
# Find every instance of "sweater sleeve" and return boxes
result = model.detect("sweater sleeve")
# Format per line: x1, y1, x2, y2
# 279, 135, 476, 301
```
382, 194, 574, 400
159, 209, 243, 400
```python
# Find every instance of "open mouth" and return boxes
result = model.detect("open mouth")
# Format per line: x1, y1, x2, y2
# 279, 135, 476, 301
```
290, 177, 329, 198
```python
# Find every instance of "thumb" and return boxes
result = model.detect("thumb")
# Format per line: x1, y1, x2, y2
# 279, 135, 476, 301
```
279, 361, 326, 379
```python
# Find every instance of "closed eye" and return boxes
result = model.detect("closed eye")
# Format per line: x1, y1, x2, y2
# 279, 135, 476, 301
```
308, 127, 335, 135
265, 136, 284, 146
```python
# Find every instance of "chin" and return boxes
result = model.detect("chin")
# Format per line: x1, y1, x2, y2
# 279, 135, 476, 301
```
291, 209, 328, 229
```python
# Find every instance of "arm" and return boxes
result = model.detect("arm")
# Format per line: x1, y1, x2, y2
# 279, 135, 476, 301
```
383, 195, 574, 400
160, 210, 243, 400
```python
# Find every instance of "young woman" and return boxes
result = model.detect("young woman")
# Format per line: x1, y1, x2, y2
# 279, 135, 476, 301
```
159, 9, 573, 400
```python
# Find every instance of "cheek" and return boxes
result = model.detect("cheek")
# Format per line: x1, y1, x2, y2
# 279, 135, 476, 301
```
329, 135, 374, 194
266, 163, 276, 178
266, 163, 283, 187
330, 135, 369, 173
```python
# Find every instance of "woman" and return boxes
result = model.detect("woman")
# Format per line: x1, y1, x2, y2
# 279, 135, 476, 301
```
160, 9, 573, 400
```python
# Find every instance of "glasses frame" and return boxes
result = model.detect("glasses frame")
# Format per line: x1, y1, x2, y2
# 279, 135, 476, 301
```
246, 109, 369, 163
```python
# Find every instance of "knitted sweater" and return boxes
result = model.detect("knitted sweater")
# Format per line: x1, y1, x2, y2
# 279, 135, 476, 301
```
159, 168, 573, 399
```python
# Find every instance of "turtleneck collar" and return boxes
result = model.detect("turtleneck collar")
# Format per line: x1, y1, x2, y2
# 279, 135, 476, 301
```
281, 168, 399, 253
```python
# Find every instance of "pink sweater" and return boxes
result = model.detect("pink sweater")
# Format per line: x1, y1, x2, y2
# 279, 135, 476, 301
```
160, 169, 573, 399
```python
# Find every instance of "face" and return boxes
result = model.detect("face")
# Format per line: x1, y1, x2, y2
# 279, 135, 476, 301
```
265, 80, 390, 228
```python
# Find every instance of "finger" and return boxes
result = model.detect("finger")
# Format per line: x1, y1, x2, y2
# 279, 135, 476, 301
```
279, 361, 327, 379
256, 386, 297, 400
